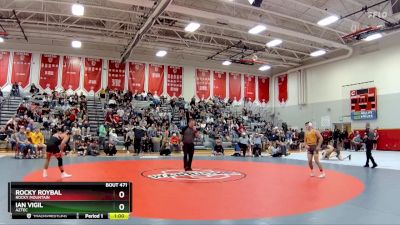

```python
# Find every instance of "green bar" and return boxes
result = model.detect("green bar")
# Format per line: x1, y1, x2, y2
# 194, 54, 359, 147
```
13, 201, 130, 213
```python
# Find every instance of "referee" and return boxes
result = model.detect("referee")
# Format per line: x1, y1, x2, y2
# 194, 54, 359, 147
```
181, 118, 198, 171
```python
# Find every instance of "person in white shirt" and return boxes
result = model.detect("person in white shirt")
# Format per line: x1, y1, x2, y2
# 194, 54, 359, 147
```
117, 108, 124, 117
108, 98, 117, 108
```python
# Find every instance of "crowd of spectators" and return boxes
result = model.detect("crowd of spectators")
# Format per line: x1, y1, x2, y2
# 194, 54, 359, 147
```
0, 86, 93, 158
0, 86, 380, 159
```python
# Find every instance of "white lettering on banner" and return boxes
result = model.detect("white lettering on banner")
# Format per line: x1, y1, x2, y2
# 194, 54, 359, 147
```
89, 80, 97, 85
112, 79, 121, 87
153, 73, 160, 78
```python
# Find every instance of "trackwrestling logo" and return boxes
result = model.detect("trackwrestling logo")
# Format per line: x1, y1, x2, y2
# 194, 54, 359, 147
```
142, 169, 246, 183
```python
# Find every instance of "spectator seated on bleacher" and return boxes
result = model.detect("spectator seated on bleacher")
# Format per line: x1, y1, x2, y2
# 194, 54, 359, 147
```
160, 139, 171, 156
76, 139, 87, 156
15, 127, 35, 159
87, 138, 100, 156
213, 138, 224, 156
30, 128, 46, 158
0, 127, 9, 149
104, 142, 117, 156
170, 133, 181, 152
352, 132, 364, 151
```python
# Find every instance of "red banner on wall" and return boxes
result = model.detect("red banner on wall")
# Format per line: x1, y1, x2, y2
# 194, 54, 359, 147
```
108, 60, 126, 91
148, 64, 164, 95
258, 76, 270, 103
167, 65, 183, 97
213, 71, 227, 99
0, 51, 10, 88
84, 58, 102, 92
128, 62, 145, 93
62, 56, 81, 91
244, 74, 256, 102
39, 54, 60, 90
229, 72, 242, 101
278, 74, 288, 103
195, 69, 211, 99
11, 52, 32, 88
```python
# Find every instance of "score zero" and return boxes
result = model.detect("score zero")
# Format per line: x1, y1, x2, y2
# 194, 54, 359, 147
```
106, 183, 128, 187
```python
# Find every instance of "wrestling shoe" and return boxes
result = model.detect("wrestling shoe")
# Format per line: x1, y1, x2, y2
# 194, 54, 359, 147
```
42, 170, 48, 178
61, 172, 72, 178
310, 171, 315, 177
318, 173, 326, 178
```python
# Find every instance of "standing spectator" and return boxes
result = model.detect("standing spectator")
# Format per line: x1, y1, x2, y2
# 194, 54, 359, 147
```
98, 124, 107, 150
11, 82, 20, 97
124, 129, 134, 153
133, 124, 146, 155
373, 129, 379, 150
71, 123, 82, 151
252, 133, 262, 157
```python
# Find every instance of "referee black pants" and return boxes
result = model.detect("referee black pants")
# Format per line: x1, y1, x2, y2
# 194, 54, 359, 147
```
183, 143, 195, 170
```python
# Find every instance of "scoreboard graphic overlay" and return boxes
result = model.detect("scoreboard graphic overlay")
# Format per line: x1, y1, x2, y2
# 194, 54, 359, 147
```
8, 182, 132, 220
350, 87, 377, 120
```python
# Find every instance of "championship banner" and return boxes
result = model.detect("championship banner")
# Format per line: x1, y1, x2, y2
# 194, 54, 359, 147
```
277, 74, 288, 103
11, 52, 32, 88
213, 71, 226, 99
39, 54, 60, 90
195, 69, 210, 99
229, 72, 242, 101
351, 87, 377, 120
62, 56, 81, 91
83, 58, 103, 92
244, 74, 256, 102
148, 64, 164, 96
128, 62, 145, 93
108, 60, 126, 91
0, 51, 10, 87
258, 76, 270, 103
167, 65, 183, 97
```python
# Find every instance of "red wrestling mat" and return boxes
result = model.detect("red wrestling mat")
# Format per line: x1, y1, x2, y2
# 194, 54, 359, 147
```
24, 160, 365, 220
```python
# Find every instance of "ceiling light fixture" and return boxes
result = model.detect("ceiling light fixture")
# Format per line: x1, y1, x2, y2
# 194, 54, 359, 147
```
156, 50, 167, 57
317, 15, 339, 26
185, 22, 201, 32
71, 40, 82, 48
222, 60, 232, 66
0, 37, 4, 43
310, 49, 326, 57
248, 25, 267, 34
266, 39, 282, 47
72, 3, 85, 16
364, 33, 383, 41
259, 65, 271, 71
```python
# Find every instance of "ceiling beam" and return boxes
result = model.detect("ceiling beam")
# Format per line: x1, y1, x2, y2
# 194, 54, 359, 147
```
109, 0, 349, 49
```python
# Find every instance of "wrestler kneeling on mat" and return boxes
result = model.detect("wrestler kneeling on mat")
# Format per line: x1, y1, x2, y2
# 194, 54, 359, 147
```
304, 122, 325, 178
43, 127, 72, 178
321, 144, 351, 161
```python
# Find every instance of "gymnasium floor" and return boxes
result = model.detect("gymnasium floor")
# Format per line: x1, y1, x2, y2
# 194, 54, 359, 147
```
1, 151, 400, 225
